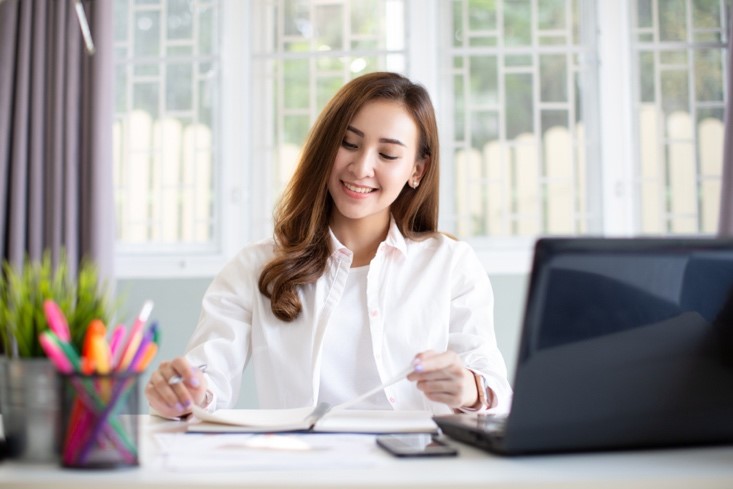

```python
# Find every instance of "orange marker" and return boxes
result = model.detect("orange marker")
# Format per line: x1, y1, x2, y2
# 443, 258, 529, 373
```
84, 320, 110, 374
135, 343, 159, 372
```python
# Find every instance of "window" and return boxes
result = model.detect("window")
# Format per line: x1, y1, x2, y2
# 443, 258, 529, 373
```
631, 0, 729, 234
113, 0, 220, 260
443, 0, 601, 239
113, 0, 730, 278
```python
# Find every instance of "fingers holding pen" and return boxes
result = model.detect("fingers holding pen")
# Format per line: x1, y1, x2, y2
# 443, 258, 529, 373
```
407, 350, 477, 409
146, 368, 186, 417
145, 357, 207, 417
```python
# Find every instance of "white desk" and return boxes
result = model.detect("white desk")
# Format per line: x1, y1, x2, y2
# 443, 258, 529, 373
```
2, 415, 733, 489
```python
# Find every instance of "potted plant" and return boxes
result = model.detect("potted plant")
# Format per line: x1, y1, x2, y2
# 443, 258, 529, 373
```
0, 252, 115, 463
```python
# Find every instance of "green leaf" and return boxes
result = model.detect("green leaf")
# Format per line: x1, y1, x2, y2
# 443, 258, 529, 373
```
0, 251, 120, 358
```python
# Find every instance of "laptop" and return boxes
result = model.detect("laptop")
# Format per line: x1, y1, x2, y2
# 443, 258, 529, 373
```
434, 237, 733, 455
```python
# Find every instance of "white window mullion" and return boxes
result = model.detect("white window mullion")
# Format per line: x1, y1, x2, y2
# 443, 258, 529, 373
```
597, 0, 636, 235
405, 0, 446, 227
220, 0, 250, 256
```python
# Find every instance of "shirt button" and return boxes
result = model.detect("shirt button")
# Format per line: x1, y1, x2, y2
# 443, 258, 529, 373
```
370, 309, 379, 318
388, 397, 396, 404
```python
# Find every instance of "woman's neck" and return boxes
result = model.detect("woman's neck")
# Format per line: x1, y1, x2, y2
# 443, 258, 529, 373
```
330, 213, 390, 267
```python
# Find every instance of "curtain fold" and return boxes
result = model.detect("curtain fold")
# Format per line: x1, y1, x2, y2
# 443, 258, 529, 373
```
720, 7, 733, 236
0, 0, 115, 281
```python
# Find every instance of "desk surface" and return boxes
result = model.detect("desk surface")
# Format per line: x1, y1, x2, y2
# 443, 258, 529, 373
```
2, 415, 733, 489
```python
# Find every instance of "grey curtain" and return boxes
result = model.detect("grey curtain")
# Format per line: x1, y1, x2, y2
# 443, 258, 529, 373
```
720, 7, 733, 236
0, 0, 115, 279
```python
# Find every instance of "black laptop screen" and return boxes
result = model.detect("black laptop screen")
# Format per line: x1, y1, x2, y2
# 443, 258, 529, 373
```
503, 238, 733, 453
534, 251, 733, 350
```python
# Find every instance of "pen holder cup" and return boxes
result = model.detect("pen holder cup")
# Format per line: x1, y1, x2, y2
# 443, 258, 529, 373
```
58, 371, 141, 469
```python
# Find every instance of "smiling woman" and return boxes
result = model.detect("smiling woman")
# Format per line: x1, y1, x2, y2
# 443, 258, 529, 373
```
261, 72, 439, 319
144, 72, 513, 420
327, 99, 426, 265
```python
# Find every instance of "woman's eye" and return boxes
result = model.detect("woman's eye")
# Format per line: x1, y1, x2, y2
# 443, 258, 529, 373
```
342, 140, 358, 150
380, 153, 398, 161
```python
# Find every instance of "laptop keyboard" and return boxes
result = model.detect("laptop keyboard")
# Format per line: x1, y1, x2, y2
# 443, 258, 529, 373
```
476, 414, 507, 437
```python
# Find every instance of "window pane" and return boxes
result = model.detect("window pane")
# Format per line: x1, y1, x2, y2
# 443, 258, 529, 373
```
317, 74, 346, 108
315, 4, 343, 50
469, 56, 498, 106
115, 0, 220, 250
166, 63, 193, 111
538, 0, 565, 30
166, 0, 193, 40
540, 54, 567, 102
198, 5, 217, 55
283, 59, 309, 110
452, 0, 464, 47
661, 70, 689, 114
693, 0, 723, 40
506, 73, 534, 139
135, 10, 160, 57
504, 0, 532, 46
639, 52, 655, 103
636, 0, 653, 29
697, 108, 724, 233
114, 0, 128, 42
469, 0, 497, 31
447, 0, 597, 238
695, 49, 725, 102
659, 0, 687, 42
632, 0, 730, 235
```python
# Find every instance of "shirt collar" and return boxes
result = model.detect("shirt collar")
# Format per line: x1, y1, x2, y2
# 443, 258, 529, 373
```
327, 215, 408, 258
383, 216, 408, 256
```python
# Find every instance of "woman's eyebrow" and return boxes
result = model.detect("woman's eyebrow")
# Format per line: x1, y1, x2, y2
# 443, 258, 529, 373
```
346, 125, 406, 147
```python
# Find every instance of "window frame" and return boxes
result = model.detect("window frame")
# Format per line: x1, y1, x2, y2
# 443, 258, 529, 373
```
114, 0, 718, 279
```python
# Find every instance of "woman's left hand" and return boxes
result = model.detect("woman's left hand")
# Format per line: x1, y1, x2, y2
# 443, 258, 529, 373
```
407, 350, 478, 409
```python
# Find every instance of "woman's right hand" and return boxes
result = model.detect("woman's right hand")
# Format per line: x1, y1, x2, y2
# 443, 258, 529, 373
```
145, 357, 208, 418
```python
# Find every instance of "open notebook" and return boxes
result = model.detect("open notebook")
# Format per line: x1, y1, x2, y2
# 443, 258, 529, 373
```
188, 404, 437, 434
186, 364, 437, 434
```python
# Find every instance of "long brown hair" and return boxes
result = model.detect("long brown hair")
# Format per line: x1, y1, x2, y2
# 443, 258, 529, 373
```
258, 72, 440, 321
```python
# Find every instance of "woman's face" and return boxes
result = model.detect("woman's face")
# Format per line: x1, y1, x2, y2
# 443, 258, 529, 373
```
327, 99, 425, 229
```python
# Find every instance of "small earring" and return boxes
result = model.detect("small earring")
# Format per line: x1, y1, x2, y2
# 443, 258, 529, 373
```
412, 179, 419, 188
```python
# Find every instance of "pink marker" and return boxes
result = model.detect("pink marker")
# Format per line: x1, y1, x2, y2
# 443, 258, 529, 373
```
116, 300, 154, 371
43, 299, 70, 343
39, 332, 73, 373
108, 324, 126, 359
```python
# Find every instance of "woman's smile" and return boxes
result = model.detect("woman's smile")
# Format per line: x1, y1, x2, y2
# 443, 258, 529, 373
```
342, 180, 378, 197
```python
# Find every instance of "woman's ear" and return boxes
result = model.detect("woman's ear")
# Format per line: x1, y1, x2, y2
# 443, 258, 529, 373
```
411, 157, 428, 187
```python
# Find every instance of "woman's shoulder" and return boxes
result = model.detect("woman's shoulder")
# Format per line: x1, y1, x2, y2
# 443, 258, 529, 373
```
220, 237, 277, 274
406, 230, 473, 252
404, 231, 480, 266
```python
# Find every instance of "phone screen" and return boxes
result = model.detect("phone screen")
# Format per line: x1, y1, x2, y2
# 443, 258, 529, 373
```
376, 434, 458, 457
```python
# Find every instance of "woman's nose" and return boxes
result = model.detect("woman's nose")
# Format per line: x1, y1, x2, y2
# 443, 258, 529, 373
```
349, 150, 376, 178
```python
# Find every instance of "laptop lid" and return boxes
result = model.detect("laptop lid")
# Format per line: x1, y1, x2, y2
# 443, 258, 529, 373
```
440, 237, 733, 455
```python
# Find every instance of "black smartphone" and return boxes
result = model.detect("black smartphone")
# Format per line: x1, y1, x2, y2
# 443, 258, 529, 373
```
376, 434, 458, 457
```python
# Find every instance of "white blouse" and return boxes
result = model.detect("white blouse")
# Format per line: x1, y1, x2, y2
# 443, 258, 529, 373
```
185, 217, 513, 415
318, 264, 392, 409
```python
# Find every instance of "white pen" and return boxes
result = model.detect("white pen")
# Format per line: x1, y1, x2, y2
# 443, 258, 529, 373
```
330, 363, 415, 411
168, 364, 208, 386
